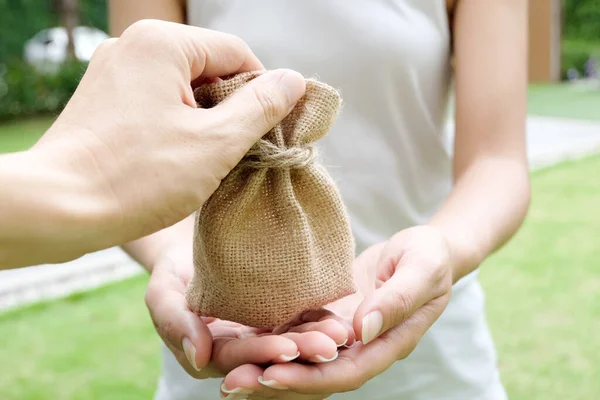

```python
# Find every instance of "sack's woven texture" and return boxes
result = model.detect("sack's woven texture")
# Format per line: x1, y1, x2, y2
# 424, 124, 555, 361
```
186, 71, 356, 328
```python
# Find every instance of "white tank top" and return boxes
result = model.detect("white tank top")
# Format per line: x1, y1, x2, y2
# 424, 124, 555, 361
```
155, 1, 507, 399
190, 0, 454, 250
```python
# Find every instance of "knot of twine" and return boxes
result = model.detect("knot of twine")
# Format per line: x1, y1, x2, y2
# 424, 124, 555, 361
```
239, 140, 317, 169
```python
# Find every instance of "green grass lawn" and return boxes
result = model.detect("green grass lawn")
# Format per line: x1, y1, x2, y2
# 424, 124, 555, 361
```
0, 277, 159, 400
481, 155, 600, 400
528, 84, 600, 121
0, 155, 599, 399
0, 117, 53, 153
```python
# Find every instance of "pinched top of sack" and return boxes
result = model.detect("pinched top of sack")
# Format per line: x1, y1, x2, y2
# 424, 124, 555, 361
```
194, 71, 342, 169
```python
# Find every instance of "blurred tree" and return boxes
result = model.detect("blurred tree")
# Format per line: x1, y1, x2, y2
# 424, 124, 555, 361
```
51, 0, 80, 59
563, 0, 600, 40
0, 0, 107, 63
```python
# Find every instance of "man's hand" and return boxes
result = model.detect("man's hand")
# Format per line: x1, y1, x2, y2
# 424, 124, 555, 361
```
3, 20, 305, 268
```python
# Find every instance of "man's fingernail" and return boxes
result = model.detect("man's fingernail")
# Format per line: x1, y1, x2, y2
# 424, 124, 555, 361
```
220, 382, 254, 395
258, 376, 289, 390
309, 352, 338, 363
182, 337, 200, 371
275, 351, 300, 362
362, 311, 383, 345
269, 69, 306, 108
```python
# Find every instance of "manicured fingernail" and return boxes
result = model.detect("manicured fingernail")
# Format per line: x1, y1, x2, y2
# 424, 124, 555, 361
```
337, 338, 348, 347
258, 376, 289, 390
220, 382, 254, 395
275, 351, 300, 362
182, 337, 200, 371
343, 340, 357, 349
362, 311, 383, 345
222, 394, 248, 400
310, 352, 338, 363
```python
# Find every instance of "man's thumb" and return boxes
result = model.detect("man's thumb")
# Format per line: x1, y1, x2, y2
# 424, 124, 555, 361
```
211, 69, 306, 142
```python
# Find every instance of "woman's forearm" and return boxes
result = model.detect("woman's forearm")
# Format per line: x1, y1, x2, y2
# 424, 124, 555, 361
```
122, 213, 195, 272
438, 0, 529, 282
428, 157, 530, 283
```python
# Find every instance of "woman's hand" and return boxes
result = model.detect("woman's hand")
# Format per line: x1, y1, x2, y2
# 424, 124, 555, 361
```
1, 19, 306, 269
220, 226, 453, 398
144, 241, 354, 387
352, 226, 453, 346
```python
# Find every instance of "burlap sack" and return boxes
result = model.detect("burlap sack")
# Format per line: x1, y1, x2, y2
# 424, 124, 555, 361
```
186, 71, 356, 329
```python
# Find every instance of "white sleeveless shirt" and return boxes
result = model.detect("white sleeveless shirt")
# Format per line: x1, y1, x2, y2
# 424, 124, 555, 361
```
155, 1, 508, 399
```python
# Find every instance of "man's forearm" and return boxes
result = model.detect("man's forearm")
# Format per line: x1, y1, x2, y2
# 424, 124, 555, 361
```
428, 157, 530, 282
0, 144, 195, 271
0, 149, 103, 268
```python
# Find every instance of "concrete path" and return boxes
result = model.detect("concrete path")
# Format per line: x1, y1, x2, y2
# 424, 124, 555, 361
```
1, 116, 599, 313
524, 117, 600, 169
0, 248, 140, 312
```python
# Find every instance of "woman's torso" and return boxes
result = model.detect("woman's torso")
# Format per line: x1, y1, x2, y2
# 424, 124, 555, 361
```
155, 1, 506, 399
189, 0, 454, 252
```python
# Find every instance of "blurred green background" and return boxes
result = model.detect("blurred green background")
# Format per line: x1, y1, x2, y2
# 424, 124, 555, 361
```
1, 1, 600, 399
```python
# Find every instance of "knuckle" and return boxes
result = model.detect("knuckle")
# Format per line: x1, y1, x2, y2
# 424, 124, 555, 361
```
396, 334, 420, 360
232, 35, 252, 55
92, 38, 117, 58
390, 290, 413, 323
431, 264, 451, 292
88, 38, 117, 69
347, 377, 364, 392
144, 285, 157, 308
159, 318, 175, 341
349, 373, 367, 392
223, 32, 249, 49
121, 19, 171, 50
209, 31, 250, 59
123, 19, 159, 37
338, 357, 365, 392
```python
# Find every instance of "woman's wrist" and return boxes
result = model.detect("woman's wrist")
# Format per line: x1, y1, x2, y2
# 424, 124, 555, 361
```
122, 238, 175, 273
426, 222, 485, 284
122, 214, 197, 274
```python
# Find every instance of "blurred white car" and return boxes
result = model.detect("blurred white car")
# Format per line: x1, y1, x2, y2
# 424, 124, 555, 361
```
24, 26, 109, 74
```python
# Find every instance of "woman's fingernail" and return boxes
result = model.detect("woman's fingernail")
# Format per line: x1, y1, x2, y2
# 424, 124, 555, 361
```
258, 376, 289, 390
220, 382, 254, 395
182, 337, 200, 371
337, 338, 348, 347
310, 352, 339, 363
362, 311, 383, 345
343, 340, 357, 349
275, 351, 300, 362
222, 394, 249, 400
